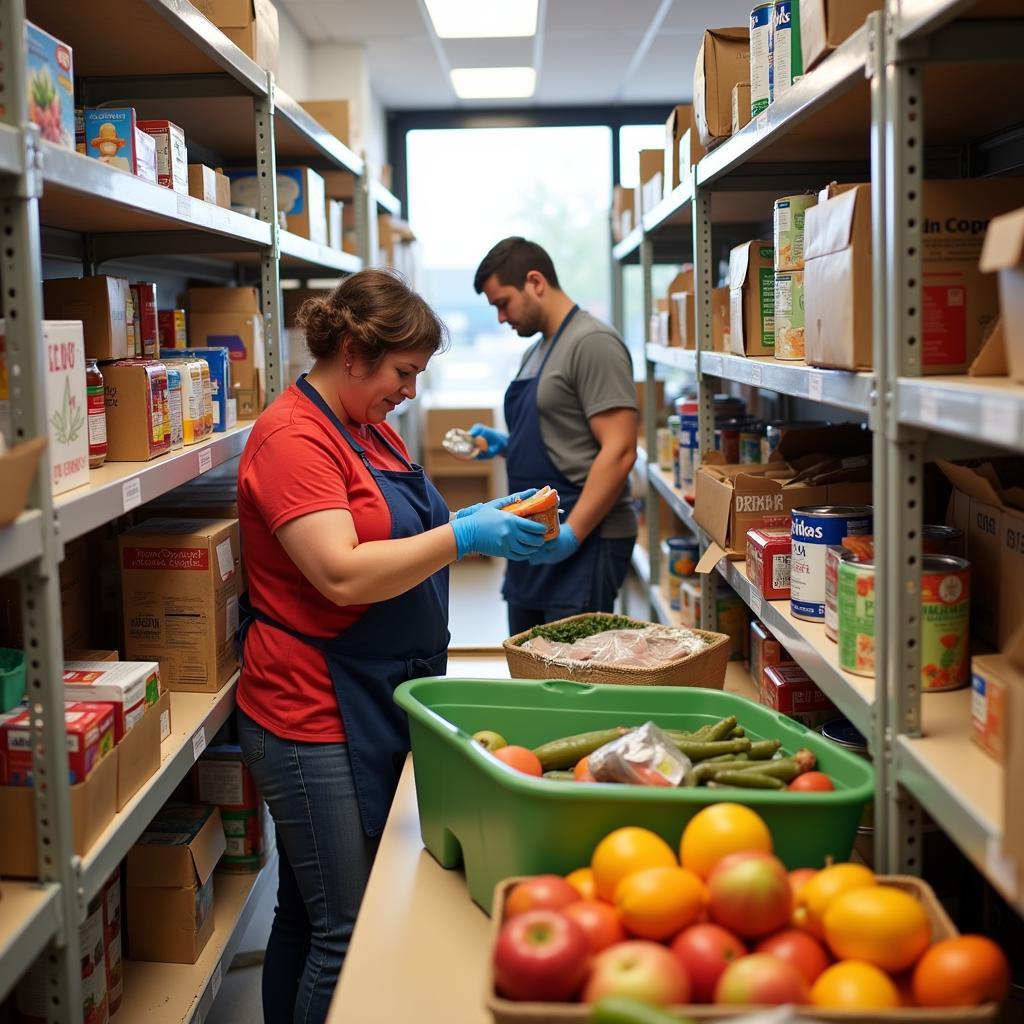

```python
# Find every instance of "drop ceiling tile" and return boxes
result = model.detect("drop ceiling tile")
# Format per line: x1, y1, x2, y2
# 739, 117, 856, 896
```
279, 0, 327, 38
544, 0, 661, 35
441, 38, 535, 68
661, 0, 753, 33
367, 38, 453, 106
618, 29, 700, 102
298, 0, 429, 40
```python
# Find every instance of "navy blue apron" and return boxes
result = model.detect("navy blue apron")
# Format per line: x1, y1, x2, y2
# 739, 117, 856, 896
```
502, 305, 602, 613
239, 375, 450, 837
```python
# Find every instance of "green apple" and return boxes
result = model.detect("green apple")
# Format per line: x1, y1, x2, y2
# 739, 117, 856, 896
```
473, 729, 508, 752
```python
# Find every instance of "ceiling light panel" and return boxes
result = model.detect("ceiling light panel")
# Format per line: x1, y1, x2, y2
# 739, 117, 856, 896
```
425, 0, 538, 39
450, 66, 537, 98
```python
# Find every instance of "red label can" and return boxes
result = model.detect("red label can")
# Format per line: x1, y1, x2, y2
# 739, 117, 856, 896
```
746, 526, 791, 599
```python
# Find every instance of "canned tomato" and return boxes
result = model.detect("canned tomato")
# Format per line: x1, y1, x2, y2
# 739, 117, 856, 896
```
837, 553, 875, 676
656, 426, 673, 471
746, 526, 791, 600
774, 271, 805, 360
774, 194, 817, 271
791, 506, 873, 621
823, 543, 845, 642
750, 2, 773, 117
770, 0, 803, 101
740, 421, 762, 464
920, 555, 970, 691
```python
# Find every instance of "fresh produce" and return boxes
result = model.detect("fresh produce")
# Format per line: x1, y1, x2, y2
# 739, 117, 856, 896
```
575, 757, 596, 782
755, 929, 831, 985
534, 728, 631, 772
669, 924, 746, 1003
822, 885, 931, 973
613, 867, 704, 941
713, 953, 810, 1006
591, 828, 677, 902
493, 745, 543, 776
788, 771, 835, 791
523, 614, 641, 645
679, 803, 773, 879
792, 862, 876, 938
583, 941, 690, 1006
706, 851, 792, 940
589, 996, 697, 1024
788, 867, 817, 909
809, 960, 901, 1009
911, 935, 1011, 1007
565, 900, 628, 954
493, 909, 592, 1002
473, 729, 507, 751
506, 875, 581, 918
566, 867, 597, 901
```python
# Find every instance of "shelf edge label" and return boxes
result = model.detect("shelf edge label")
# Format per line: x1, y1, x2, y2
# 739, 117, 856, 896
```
122, 478, 142, 513
198, 448, 213, 475
750, 590, 763, 618
981, 398, 1018, 447
985, 837, 1019, 901
808, 373, 824, 402
192, 726, 207, 760
919, 390, 939, 426
751, 364, 763, 387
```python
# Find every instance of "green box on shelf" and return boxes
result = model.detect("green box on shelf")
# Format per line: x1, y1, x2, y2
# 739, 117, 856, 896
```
0, 648, 25, 712
395, 677, 874, 911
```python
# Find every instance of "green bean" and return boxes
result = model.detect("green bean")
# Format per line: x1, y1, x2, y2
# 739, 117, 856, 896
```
735, 758, 801, 782
747, 739, 783, 760
541, 770, 577, 782
532, 727, 630, 771
714, 770, 785, 790
676, 738, 752, 761
728, 726, 746, 739
682, 760, 753, 787
706, 752, 749, 763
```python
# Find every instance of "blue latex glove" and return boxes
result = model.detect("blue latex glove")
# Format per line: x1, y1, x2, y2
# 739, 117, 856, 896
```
454, 488, 537, 520
526, 523, 581, 565
450, 506, 547, 560
469, 423, 508, 460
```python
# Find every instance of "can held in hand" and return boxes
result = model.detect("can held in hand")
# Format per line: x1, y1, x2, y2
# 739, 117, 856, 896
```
750, 2, 773, 117
920, 555, 970, 691
791, 505, 873, 621
770, 0, 803, 101
774, 270, 805, 361
774, 194, 817, 271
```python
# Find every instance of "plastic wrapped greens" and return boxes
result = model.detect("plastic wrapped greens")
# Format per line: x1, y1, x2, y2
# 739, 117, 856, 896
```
588, 722, 692, 787
521, 625, 709, 669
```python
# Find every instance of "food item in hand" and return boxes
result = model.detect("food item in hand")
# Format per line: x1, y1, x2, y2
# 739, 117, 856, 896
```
788, 771, 834, 791
473, 729, 507, 751
583, 941, 691, 1006
809, 960, 900, 1009
792, 862, 876, 939
822, 885, 930, 973
706, 851, 792, 940
911, 935, 1011, 1007
592, 827, 677, 902
506, 875, 581, 918
493, 909, 591, 1002
680, 803, 773, 879
614, 866, 705, 940
442, 427, 488, 459
563, 900, 627, 953
492, 745, 543, 776
502, 485, 560, 540
713, 952, 810, 1006
670, 923, 747, 1003
755, 929, 830, 985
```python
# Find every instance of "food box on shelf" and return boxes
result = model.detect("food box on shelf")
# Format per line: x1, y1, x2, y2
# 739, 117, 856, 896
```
750, 619, 794, 694
130, 282, 159, 358
663, 104, 704, 194
162, 345, 226, 431
26, 21, 75, 151
194, 0, 279, 74
746, 525, 792, 599
126, 803, 226, 963
729, 240, 775, 356
970, 653, 1013, 762
326, 198, 344, 250
731, 81, 752, 134
800, 0, 882, 72
193, 744, 268, 872
0, 319, 89, 496
119, 518, 241, 693
188, 162, 218, 203
693, 26, 750, 148
227, 165, 327, 244
980, 205, 1024, 384
394, 677, 874, 910
43, 275, 132, 361
157, 308, 187, 349
82, 108, 156, 182
63, 659, 160, 741
634, 149, 663, 218
300, 98, 355, 147
137, 119, 188, 193
101, 359, 171, 461
762, 663, 836, 729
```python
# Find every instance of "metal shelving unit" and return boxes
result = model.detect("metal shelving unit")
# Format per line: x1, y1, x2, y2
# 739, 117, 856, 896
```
615, 0, 1024, 908
0, 0, 402, 1015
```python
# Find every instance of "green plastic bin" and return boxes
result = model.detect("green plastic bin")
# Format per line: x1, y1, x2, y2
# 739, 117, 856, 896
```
0, 648, 25, 713
395, 677, 875, 911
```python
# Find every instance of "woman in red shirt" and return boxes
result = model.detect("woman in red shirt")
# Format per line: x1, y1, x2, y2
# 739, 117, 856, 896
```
236, 270, 546, 1023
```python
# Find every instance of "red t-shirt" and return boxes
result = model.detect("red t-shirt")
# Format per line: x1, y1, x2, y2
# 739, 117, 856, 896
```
237, 384, 412, 741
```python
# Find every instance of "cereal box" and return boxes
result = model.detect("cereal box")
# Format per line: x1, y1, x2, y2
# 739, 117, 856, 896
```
26, 22, 75, 150
63, 660, 160, 741
84, 108, 155, 180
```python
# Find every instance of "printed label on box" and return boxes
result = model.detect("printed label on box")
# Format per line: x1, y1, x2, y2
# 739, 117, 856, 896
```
215, 538, 235, 581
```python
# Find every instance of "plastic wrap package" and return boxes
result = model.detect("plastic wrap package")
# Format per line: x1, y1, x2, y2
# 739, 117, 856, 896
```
442, 427, 486, 459
588, 722, 692, 786
522, 625, 709, 669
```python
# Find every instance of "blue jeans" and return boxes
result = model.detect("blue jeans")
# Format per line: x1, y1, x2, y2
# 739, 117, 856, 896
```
507, 535, 636, 635
237, 709, 379, 1024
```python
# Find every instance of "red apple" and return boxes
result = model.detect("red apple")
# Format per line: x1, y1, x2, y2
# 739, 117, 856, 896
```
493, 910, 591, 1002
671, 923, 747, 1003
583, 940, 691, 1006
563, 900, 627, 953
755, 929, 831, 985
505, 875, 581, 918
714, 953, 810, 1006
707, 851, 792, 940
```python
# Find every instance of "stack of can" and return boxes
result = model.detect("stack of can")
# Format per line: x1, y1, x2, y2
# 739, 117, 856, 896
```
773, 192, 816, 361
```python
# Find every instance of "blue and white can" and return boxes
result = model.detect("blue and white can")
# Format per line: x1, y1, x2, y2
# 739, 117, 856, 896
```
770, 0, 803, 102
750, 3, 773, 117
790, 505, 873, 621
679, 403, 700, 491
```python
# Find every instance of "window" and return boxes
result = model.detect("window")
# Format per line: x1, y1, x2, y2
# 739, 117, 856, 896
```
618, 123, 667, 189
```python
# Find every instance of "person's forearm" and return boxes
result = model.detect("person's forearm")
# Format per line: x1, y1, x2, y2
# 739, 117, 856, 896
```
566, 445, 637, 542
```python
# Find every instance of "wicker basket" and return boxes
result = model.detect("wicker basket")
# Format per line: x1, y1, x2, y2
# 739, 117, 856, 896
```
486, 875, 999, 1024
502, 613, 731, 689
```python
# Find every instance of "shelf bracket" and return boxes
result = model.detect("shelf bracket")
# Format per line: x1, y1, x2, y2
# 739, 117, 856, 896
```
640, 233, 661, 619
255, 72, 284, 405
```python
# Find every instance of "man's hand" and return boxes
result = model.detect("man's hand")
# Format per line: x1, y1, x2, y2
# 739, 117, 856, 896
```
468, 423, 508, 459
526, 523, 580, 565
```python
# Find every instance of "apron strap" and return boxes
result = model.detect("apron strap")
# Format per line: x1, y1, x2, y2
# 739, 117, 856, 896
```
535, 304, 580, 377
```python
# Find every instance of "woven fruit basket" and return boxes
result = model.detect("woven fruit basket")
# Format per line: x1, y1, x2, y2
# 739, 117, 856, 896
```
486, 875, 1000, 1024
503, 613, 731, 689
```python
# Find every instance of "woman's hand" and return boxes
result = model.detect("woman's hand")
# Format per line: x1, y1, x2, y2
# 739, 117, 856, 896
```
526, 523, 580, 565
450, 506, 546, 560
468, 423, 508, 459
454, 488, 537, 520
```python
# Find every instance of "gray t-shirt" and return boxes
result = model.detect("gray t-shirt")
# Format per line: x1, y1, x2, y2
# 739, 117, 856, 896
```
516, 309, 638, 539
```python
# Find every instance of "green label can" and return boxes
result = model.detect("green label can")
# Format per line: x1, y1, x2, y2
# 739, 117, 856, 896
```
774, 270, 804, 360
920, 555, 970, 691
837, 554, 875, 676
774, 194, 817, 271
750, 3, 773, 117
758, 250, 775, 348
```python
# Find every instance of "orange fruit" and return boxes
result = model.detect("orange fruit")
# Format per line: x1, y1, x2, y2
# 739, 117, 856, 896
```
793, 863, 876, 939
614, 866, 705, 940
810, 960, 901, 1009
492, 745, 542, 776
574, 756, 596, 783
591, 827, 677, 902
679, 803, 772, 879
823, 886, 931, 973
912, 935, 1011, 1007
565, 867, 597, 901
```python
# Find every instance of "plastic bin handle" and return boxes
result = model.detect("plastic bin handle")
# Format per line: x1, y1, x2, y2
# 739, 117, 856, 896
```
540, 679, 597, 696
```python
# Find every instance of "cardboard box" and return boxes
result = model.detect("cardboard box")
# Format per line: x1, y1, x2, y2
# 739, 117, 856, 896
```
44, 276, 131, 362
750, 619, 794, 695
115, 691, 165, 811
634, 149, 664, 218
193, 744, 268, 872
612, 186, 635, 243
137, 119, 188, 194
63, 660, 161, 741
695, 423, 872, 557
26, 21, 75, 151
971, 653, 1013, 762
731, 82, 752, 134
65, 649, 119, 662
102, 360, 171, 461
158, 308, 187, 350
693, 27, 750, 148
712, 287, 731, 351
663, 105, 705, 195
300, 98, 354, 148
194, 0, 279, 74
806, 179, 1024, 372
980, 206, 1024, 384
0, 320, 89, 496
188, 286, 265, 419
0, 744, 117, 877
188, 163, 218, 204
729, 240, 775, 356
1000, 628, 1024, 873
126, 804, 225, 964
322, 169, 357, 202
131, 282, 159, 358
83, 108, 156, 180
327, 198, 344, 251
664, 269, 693, 347
214, 167, 232, 208
800, 0, 882, 72
119, 518, 241, 692
673, 292, 696, 349
227, 166, 327, 244
762, 663, 836, 727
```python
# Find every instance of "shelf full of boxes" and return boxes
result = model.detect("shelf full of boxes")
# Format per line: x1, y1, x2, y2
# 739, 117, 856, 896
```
0, 0, 403, 1019
612, 0, 1024, 925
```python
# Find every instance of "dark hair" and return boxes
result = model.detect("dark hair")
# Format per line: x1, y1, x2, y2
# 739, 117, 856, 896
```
296, 269, 448, 364
473, 237, 560, 294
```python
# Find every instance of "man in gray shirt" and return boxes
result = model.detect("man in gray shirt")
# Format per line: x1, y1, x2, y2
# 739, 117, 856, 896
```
471, 237, 638, 634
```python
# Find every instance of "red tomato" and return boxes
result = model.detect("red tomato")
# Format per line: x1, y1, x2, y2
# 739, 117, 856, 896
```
788, 772, 835, 792
755, 928, 831, 985
493, 745, 543, 777
563, 900, 627, 953
670, 923, 747, 1003
506, 875, 580, 918
574, 757, 596, 783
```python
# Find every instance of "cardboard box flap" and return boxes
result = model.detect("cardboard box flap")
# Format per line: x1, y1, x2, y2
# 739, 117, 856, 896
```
666, 268, 694, 299
729, 242, 752, 290
969, 317, 1008, 376
937, 460, 1005, 507
128, 807, 226, 888
193, 0, 254, 29
804, 187, 865, 261
696, 541, 729, 575
980, 207, 1024, 272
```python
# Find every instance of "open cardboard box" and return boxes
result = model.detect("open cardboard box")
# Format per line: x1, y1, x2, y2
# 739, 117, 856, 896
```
116, 690, 168, 811
0, 436, 45, 527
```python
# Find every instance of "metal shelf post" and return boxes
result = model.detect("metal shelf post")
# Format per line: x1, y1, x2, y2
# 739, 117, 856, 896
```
255, 73, 284, 404
640, 234, 660, 614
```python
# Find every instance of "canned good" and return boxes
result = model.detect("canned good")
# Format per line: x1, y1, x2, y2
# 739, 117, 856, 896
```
820, 718, 875, 841
678, 402, 699, 490
166, 364, 184, 451
746, 526, 791, 600
920, 555, 970, 691
923, 524, 965, 557
750, 2, 773, 117
656, 426, 673, 471
762, 663, 835, 729
663, 536, 700, 612
750, 619, 794, 693
774, 270, 805, 360
837, 552, 875, 676
770, 0, 803, 102
774, 194, 817, 271
668, 414, 682, 487
680, 581, 748, 660
791, 506, 873, 622
823, 544, 845, 642
714, 419, 741, 463
739, 421, 762, 464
